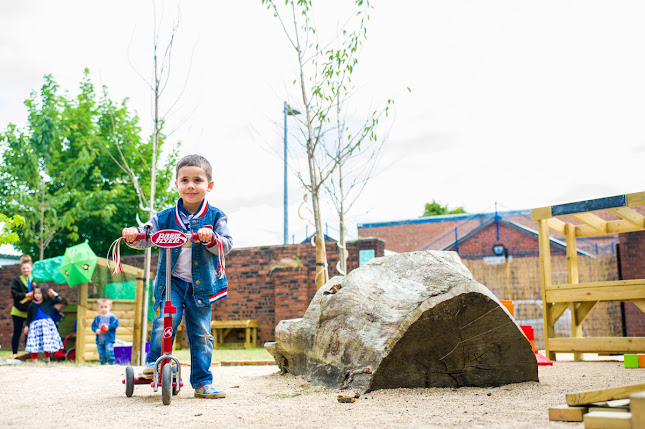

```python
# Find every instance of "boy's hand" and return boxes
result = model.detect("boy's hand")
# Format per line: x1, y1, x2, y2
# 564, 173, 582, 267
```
95, 329, 101, 335
196, 227, 215, 244
122, 228, 141, 244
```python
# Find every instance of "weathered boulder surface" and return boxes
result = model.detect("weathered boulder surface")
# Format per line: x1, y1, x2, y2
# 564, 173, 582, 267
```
265, 251, 538, 392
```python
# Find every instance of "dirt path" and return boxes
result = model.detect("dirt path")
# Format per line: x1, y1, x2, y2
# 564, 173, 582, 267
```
0, 357, 643, 428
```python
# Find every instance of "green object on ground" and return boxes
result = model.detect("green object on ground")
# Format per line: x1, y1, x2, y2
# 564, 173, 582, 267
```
624, 354, 639, 368
33, 256, 67, 284
104, 281, 136, 300
58, 242, 98, 287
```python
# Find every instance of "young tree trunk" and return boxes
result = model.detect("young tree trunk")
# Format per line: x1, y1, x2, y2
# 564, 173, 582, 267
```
295, 27, 328, 289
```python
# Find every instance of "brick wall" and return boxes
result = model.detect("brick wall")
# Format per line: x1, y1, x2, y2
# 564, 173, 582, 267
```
0, 238, 385, 351
619, 231, 645, 337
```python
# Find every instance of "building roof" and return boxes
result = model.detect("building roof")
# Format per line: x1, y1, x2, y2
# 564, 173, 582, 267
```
358, 208, 624, 255
439, 217, 595, 257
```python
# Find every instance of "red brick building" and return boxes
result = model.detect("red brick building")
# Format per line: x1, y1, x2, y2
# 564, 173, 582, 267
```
358, 209, 619, 257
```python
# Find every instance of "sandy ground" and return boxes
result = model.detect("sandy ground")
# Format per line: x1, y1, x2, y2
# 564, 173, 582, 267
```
0, 355, 643, 428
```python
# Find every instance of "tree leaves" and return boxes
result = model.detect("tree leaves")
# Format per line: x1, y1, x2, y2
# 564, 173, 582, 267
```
0, 72, 175, 259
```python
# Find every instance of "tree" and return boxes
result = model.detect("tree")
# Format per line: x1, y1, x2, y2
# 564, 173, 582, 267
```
422, 200, 466, 217
261, 0, 381, 287
0, 72, 176, 259
0, 213, 24, 246
319, 3, 393, 276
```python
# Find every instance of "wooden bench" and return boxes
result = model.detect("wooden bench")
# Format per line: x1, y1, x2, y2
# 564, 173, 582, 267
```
210, 320, 259, 349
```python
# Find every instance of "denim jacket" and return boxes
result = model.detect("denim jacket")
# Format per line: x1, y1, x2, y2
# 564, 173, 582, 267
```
130, 199, 231, 310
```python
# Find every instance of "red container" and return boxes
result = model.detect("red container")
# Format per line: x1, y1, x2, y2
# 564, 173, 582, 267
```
519, 325, 534, 341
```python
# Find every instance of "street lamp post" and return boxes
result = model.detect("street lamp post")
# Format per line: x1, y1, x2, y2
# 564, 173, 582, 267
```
283, 101, 300, 245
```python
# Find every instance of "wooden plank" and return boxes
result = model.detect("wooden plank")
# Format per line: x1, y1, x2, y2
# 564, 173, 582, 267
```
575, 301, 598, 325
610, 207, 645, 229
567, 382, 645, 406
571, 213, 608, 234
566, 223, 579, 285
547, 218, 567, 235
132, 274, 143, 365
548, 405, 587, 422
549, 303, 569, 326
538, 219, 555, 360
76, 283, 88, 364
588, 407, 628, 413
548, 279, 645, 290
576, 220, 643, 237
566, 222, 583, 361
626, 191, 645, 207
531, 206, 552, 221
551, 337, 645, 354
583, 411, 631, 429
546, 284, 645, 303
631, 392, 645, 429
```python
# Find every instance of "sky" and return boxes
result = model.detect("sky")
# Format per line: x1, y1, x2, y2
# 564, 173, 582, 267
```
1, 1, 645, 251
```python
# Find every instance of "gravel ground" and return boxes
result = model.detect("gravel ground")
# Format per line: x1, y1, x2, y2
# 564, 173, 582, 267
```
0, 355, 642, 428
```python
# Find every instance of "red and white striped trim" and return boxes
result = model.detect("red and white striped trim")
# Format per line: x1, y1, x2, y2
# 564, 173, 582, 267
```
209, 288, 228, 303
175, 199, 209, 230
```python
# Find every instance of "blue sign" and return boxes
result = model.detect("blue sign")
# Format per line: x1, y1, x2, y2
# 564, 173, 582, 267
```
359, 249, 375, 266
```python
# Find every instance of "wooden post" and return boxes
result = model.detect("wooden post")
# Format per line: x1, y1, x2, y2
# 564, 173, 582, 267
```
76, 282, 88, 364
132, 270, 143, 365
565, 223, 583, 361
538, 219, 555, 360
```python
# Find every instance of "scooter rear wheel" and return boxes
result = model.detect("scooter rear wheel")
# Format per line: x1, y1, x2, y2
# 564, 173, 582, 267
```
125, 366, 135, 397
162, 364, 172, 405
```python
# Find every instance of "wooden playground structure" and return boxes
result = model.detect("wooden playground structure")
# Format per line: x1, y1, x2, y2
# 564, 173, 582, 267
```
75, 257, 145, 363
532, 191, 645, 360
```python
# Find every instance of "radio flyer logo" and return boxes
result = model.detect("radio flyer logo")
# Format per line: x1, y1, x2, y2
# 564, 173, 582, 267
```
151, 229, 189, 248
163, 327, 173, 339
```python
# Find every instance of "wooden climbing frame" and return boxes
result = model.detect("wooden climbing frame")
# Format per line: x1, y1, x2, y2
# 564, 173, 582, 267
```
531, 191, 645, 360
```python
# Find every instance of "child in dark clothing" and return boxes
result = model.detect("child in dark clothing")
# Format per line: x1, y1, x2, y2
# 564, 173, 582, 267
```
91, 297, 120, 365
23, 284, 64, 364
51, 298, 69, 327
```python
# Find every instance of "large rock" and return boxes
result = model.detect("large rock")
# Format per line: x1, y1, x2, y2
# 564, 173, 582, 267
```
265, 251, 538, 392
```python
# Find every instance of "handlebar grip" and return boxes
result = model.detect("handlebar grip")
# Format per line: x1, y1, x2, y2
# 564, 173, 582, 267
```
136, 232, 147, 240
191, 232, 200, 240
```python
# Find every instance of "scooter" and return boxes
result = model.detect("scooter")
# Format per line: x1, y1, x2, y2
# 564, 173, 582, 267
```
111, 228, 200, 405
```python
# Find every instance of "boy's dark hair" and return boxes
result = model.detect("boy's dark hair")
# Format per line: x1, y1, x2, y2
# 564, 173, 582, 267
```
176, 154, 212, 182
34, 284, 51, 301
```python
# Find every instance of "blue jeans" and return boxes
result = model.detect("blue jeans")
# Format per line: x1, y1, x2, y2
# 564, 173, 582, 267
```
147, 277, 214, 388
97, 342, 115, 365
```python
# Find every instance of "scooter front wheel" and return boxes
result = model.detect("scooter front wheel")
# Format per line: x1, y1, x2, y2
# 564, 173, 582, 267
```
162, 364, 172, 405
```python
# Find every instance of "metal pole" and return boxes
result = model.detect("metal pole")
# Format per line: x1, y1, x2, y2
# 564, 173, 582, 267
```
283, 101, 288, 245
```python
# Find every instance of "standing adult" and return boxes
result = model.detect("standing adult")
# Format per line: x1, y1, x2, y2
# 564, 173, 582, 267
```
10, 255, 35, 354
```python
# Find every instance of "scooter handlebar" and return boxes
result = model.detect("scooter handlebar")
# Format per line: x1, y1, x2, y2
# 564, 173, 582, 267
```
134, 231, 200, 241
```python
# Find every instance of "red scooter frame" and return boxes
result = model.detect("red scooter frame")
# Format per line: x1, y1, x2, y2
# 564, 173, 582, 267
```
117, 228, 201, 405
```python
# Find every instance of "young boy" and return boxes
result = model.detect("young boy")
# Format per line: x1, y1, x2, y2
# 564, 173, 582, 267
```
122, 154, 232, 399
91, 297, 120, 365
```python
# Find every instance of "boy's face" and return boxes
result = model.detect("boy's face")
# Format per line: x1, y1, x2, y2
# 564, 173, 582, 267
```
175, 165, 213, 210
98, 302, 111, 315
